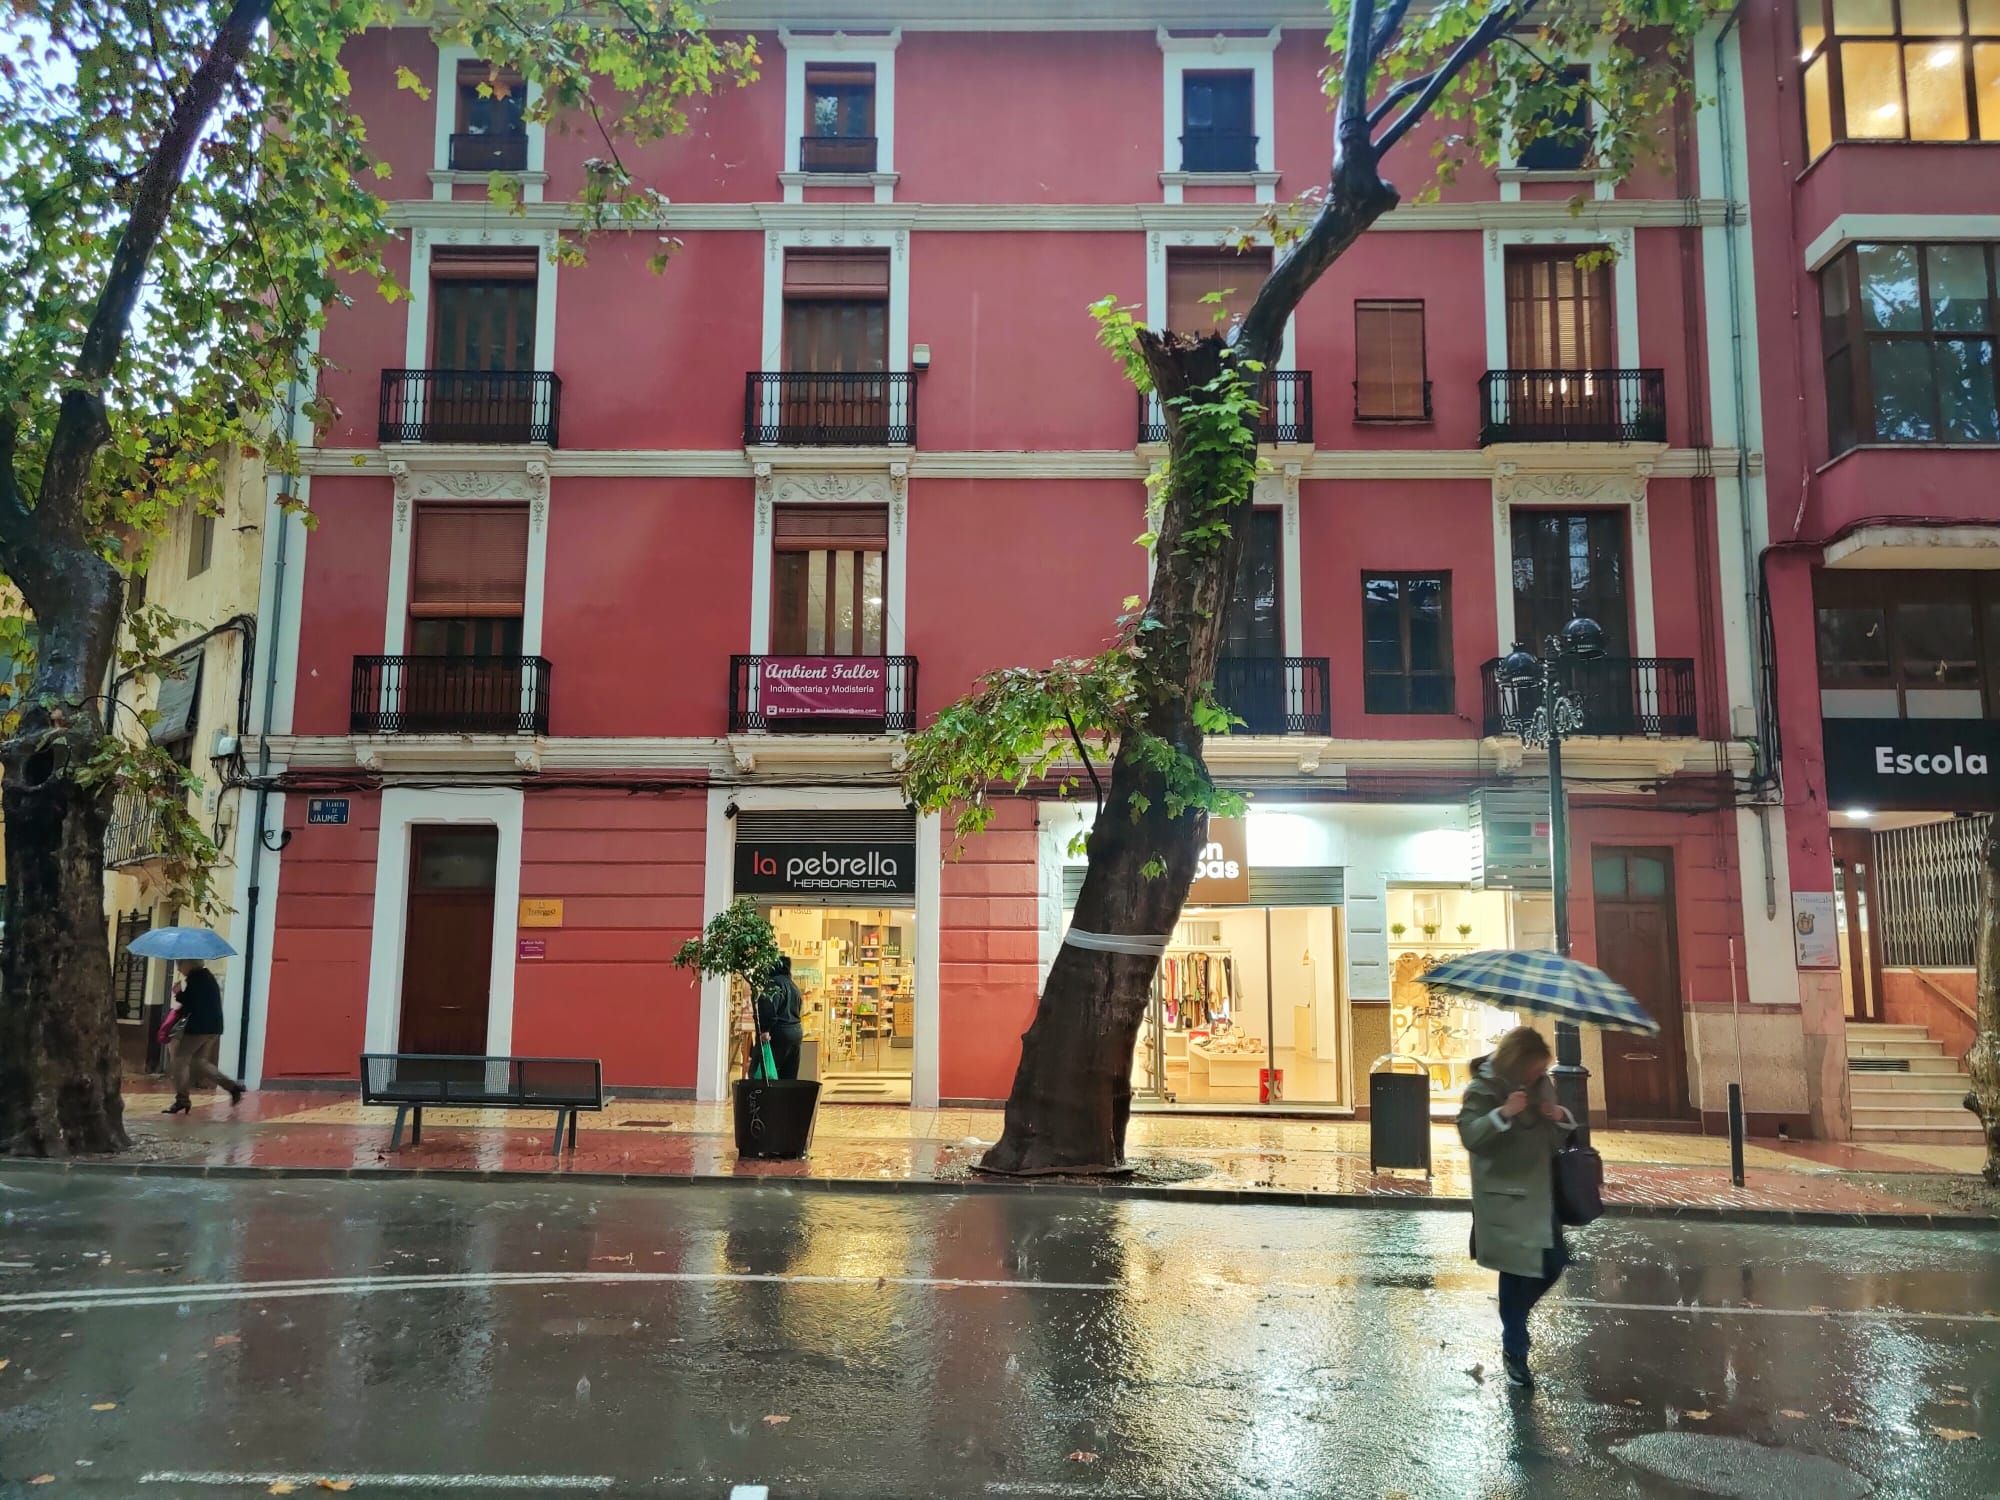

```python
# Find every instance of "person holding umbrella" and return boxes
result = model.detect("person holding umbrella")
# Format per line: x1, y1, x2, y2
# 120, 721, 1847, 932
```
126, 927, 244, 1113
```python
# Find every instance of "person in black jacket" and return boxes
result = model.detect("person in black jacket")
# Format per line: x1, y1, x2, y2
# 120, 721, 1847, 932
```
755, 956, 806, 1081
166, 960, 244, 1113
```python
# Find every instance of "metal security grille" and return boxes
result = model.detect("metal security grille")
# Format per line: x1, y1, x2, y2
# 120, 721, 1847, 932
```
1874, 814, 1991, 969
1061, 866, 1343, 908
113, 908, 151, 1022
734, 809, 915, 844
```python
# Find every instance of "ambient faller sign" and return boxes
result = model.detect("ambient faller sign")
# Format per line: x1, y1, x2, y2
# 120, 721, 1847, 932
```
759, 656, 887, 719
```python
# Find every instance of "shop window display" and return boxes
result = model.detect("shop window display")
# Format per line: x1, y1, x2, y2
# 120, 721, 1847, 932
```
766, 906, 914, 1103
1386, 886, 1523, 1103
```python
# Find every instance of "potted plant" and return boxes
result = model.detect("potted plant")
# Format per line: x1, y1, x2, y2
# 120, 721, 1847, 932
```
1390, 922, 1407, 940
1456, 923, 1474, 941
1421, 923, 1440, 940
675, 898, 819, 1159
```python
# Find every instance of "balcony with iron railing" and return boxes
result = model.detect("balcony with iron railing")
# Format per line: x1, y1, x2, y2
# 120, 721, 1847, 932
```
1214, 656, 1332, 736
744, 372, 917, 447
105, 794, 166, 868
379, 370, 561, 446
448, 131, 528, 172
352, 655, 552, 736
1479, 656, 1698, 739
729, 655, 918, 734
799, 134, 879, 173
1179, 130, 1259, 172
1477, 368, 1666, 446
1140, 370, 1313, 446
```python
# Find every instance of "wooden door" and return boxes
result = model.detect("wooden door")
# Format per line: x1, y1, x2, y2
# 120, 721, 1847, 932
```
1831, 828, 1885, 1023
1591, 848, 1694, 1122
397, 827, 499, 1055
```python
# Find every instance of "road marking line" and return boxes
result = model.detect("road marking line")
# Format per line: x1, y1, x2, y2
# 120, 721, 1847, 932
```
141, 1474, 612, 1491
1562, 1297, 2000, 1327
0, 1269, 1116, 1315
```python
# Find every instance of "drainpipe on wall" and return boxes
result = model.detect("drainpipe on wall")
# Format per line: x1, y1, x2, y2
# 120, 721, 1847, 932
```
234, 378, 301, 1080
1713, 5, 1780, 923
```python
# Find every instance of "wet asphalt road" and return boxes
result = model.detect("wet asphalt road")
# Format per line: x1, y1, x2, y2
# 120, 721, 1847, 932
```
0, 1174, 1996, 1499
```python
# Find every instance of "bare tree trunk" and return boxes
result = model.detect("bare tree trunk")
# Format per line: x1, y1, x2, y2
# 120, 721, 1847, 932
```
1966, 830, 2000, 1186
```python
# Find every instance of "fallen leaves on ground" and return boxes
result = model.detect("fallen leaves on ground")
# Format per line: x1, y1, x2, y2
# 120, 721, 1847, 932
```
1623, 1397, 1643, 1407
1945, 1384, 1969, 1394
1937, 1398, 1972, 1408
214, 1334, 241, 1347
90, 1402, 117, 1412
762, 1414, 791, 1427
1067, 1452, 1100, 1465
0, 1358, 9, 1372
1780, 1409, 1808, 1420
1832, 1414, 1863, 1428
1684, 1410, 1711, 1421
1465, 1363, 1485, 1385
28, 1478, 55, 1487
267, 1485, 298, 1496
1929, 1427, 1979, 1442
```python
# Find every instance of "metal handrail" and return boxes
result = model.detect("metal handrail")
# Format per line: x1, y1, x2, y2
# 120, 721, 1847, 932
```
743, 372, 917, 446
379, 369, 561, 446
351, 655, 553, 736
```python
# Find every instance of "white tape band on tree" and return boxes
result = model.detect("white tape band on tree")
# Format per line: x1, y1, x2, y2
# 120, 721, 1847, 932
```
1062, 928, 1173, 957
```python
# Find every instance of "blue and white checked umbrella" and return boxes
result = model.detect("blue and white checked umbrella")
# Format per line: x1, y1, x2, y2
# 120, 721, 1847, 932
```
125, 926, 236, 961
1421, 948, 1659, 1035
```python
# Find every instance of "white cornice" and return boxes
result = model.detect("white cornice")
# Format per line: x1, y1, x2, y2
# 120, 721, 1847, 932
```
382, 197, 1740, 236
714, 2, 1334, 29
305, 446, 1754, 483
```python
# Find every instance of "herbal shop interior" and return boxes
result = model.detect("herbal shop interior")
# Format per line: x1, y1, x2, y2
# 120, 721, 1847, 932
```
1047, 801, 1548, 1114
763, 905, 917, 1104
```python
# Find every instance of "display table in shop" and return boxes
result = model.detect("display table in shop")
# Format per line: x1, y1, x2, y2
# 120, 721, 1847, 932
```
1186, 1038, 1263, 1104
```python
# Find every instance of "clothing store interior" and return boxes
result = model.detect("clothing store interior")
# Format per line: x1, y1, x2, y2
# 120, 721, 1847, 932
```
765, 905, 915, 1103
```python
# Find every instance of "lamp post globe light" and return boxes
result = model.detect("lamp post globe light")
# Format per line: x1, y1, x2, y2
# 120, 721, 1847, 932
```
1498, 616, 1605, 1141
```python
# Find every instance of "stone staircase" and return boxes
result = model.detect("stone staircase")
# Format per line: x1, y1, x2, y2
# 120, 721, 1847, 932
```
1846, 1023, 1981, 1142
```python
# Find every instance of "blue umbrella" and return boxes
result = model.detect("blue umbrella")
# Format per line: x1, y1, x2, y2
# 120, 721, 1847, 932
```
1421, 948, 1659, 1036
125, 926, 236, 961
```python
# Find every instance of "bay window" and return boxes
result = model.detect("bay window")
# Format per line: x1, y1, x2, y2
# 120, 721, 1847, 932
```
1798, 0, 2000, 157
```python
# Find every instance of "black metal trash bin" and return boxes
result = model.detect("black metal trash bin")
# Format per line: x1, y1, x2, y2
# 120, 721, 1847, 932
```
1369, 1053, 1432, 1176
732, 1077, 821, 1160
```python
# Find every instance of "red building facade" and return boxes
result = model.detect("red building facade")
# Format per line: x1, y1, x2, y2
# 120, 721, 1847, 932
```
223, 2, 1827, 1131
1736, 0, 2000, 1143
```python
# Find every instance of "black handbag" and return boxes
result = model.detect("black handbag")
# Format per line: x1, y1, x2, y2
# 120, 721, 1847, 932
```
1553, 1138, 1605, 1226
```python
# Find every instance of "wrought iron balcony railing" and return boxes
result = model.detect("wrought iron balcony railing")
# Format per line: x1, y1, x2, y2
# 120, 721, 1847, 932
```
744, 372, 917, 446
1479, 656, 1698, 739
379, 370, 561, 446
448, 132, 528, 172
1140, 370, 1313, 446
105, 794, 166, 868
352, 655, 552, 736
1179, 130, 1259, 172
799, 134, 879, 173
1478, 368, 1667, 445
1215, 656, 1332, 737
729, 655, 918, 733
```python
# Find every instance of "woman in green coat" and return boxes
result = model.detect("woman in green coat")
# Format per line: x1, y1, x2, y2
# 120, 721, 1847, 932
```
1458, 1025, 1577, 1389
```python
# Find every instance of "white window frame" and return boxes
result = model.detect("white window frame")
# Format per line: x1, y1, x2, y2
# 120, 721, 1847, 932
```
1483, 227, 1639, 375
1491, 468, 1659, 664
362, 785, 525, 1058
430, 43, 546, 204
747, 463, 908, 660
404, 225, 558, 376
761, 227, 909, 378
1157, 28, 1279, 204
780, 29, 901, 205
1496, 52, 1614, 203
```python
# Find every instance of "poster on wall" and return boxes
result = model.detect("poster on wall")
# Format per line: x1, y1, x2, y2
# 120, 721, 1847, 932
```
759, 657, 887, 719
1822, 718, 1999, 811
1791, 891, 1839, 970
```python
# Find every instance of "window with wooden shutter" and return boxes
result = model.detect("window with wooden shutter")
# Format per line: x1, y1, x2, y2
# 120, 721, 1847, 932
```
1505, 248, 1613, 369
1166, 247, 1272, 333
431, 249, 537, 372
771, 506, 887, 656
410, 503, 529, 618
1354, 300, 1430, 421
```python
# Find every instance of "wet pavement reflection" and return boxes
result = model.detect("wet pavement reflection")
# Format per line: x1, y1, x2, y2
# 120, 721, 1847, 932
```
0, 1172, 1995, 1497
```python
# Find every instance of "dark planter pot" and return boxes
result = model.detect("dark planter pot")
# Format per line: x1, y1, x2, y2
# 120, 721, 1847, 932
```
732, 1077, 821, 1160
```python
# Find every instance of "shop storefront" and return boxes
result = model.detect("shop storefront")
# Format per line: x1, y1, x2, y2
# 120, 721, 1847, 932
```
1047, 801, 1549, 1113
731, 807, 922, 1103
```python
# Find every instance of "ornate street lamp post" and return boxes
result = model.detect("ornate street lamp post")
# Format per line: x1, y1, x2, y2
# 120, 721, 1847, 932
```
1498, 616, 1606, 1142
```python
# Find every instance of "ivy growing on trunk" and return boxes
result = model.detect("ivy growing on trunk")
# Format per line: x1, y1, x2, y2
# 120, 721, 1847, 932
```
902, 0, 1731, 1175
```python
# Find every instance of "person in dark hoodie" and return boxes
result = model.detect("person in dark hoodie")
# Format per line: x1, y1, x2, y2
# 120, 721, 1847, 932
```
1458, 1024, 1577, 1390
755, 955, 806, 1081
165, 959, 245, 1113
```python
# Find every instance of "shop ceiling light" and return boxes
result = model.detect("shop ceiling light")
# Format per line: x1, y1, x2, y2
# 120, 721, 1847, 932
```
1844, 808, 1875, 821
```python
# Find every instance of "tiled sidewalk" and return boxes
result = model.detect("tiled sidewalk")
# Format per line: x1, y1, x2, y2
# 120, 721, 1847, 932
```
82, 1084, 1996, 1227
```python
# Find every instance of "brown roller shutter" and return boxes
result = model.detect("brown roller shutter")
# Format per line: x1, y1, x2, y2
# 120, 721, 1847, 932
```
1355, 301, 1428, 420
773, 505, 888, 550
430, 247, 537, 280
1166, 247, 1271, 332
411, 503, 529, 616
783, 249, 890, 298
805, 63, 875, 88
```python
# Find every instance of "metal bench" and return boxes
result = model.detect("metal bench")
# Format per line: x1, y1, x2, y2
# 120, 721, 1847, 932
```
360, 1053, 604, 1154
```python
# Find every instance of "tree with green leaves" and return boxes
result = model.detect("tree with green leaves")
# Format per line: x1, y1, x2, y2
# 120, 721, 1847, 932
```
0, 0, 752, 1155
903, 0, 1728, 1175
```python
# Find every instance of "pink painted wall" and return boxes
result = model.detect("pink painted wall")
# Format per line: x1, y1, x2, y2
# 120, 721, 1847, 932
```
514, 791, 710, 1089
540, 478, 752, 738
937, 800, 1040, 1102
265, 795, 381, 1080
908, 234, 1146, 452
905, 479, 1147, 716
554, 234, 764, 451
293, 476, 392, 738
316, 238, 412, 450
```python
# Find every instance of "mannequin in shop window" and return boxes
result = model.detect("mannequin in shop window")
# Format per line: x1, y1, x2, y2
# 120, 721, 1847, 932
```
756, 956, 805, 1081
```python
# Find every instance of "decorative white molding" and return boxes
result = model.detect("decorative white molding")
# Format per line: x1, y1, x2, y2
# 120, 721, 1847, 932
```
1803, 213, 2000, 271
404, 223, 558, 376
1156, 27, 1279, 203
1158, 170, 1282, 196
354, 736, 547, 772
1482, 226, 1639, 373
727, 732, 908, 774
780, 28, 901, 204
430, 44, 547, 205
748, 462, 909, 656
1490, 451, 1663, 660
778, 171, 902, 196
761, 225, 910, 374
